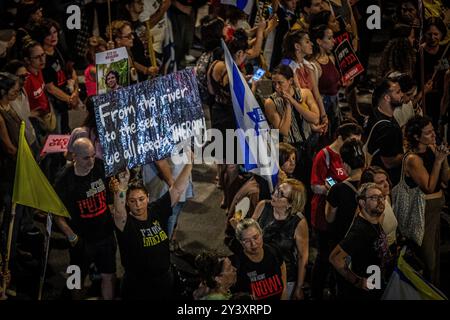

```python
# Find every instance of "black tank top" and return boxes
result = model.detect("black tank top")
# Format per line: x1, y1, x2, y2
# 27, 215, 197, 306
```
258, 201, 302, 282
405, 148, 441, 193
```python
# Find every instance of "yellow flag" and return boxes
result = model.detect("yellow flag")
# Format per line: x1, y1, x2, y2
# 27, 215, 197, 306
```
12, 122, 70, 218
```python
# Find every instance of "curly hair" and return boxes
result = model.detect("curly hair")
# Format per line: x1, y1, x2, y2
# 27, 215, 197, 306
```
195, 251, 226, 290
404, 115, 433, 150
106, 20, 132, 44
105, 69, 120, 81
378, 37, 416, 80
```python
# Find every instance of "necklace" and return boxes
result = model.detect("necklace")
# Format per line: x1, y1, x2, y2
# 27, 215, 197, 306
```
317, 54, 329, 64
0, 102, 10, 110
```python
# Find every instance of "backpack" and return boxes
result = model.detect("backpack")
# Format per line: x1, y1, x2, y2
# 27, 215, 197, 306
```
195, 51, 214, 105
362, 120, 390, 167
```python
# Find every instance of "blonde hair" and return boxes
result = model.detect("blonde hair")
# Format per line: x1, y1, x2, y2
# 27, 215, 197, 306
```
106, 20, 132, 43
235, 218, 262, 241
284, 178, 307, 215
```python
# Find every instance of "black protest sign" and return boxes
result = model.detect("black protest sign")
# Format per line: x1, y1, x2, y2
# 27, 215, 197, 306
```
334, 39, 364, 82
92, 68, 205, 176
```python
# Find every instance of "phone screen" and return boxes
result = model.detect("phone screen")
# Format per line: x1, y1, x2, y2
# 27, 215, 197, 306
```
252, 68, 266, 82
326, 177, 336, 187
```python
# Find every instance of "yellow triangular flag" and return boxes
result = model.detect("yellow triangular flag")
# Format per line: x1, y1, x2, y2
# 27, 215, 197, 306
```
12, 122, 70, 218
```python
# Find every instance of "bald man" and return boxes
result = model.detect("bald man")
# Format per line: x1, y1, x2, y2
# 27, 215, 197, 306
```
54, 137, 116, 300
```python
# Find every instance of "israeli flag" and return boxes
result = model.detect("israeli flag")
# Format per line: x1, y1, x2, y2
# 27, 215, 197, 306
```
221, 0, 254, 15
222, 39, 279, 191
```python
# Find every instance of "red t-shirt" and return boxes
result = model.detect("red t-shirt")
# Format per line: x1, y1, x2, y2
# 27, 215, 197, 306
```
24, 70, 50, 113
310, 146, 348, 231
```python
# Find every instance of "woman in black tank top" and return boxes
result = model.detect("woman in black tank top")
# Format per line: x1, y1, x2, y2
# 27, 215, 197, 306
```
404, 116, 449, 286
251, 179, 309, 300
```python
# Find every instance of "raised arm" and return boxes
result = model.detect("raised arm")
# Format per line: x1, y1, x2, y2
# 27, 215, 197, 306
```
169, 152, 193, 207
155, 158, 175, 186
406, 148, 448, 194
289, 88, 320, 125
148, 0, 171, 29
264, 97, 292, 136
247, 20, 267, 59
110, 169, 130, 231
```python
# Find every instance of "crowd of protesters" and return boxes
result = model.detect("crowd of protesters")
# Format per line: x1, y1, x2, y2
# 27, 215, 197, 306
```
0, 0, 450, 301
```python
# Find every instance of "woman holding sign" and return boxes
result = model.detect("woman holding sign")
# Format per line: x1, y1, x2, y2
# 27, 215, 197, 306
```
110, 153, 192, 300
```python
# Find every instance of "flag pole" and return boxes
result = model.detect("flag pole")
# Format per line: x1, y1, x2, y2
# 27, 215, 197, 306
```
1, 203, 17, 300
37, 213, 52, 300
107, 0, 112, 43
145, 21, 157, 68
418, 0, 426, 113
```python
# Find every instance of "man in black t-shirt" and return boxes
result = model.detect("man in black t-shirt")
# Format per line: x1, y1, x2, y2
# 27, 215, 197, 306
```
54, 138, 116, 300
111, 153, 193, 300
365, 78, 404, 185
329, 183, 393, 300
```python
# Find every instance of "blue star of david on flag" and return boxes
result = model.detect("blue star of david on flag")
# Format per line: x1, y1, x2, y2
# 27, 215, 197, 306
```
222, 39, 279, 191
247, 107, 266, 135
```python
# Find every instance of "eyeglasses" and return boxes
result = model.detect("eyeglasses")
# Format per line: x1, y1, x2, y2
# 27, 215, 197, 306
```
365, 195, 386, 202
30, 53, 46, 60
241, 233, 261, 246
273, 186, 289, 200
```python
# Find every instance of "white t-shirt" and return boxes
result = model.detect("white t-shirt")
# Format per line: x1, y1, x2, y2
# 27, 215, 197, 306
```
394, 101, 416, 128
382, 199, 398, 246
142, 159, 193, 203
140, 0, 168, 54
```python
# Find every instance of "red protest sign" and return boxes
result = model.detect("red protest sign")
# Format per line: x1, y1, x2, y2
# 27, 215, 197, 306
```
334, 39, 364, 83
41, 134, 71, 156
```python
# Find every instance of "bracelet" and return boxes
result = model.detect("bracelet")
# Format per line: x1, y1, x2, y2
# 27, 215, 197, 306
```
68, 234, 78, 242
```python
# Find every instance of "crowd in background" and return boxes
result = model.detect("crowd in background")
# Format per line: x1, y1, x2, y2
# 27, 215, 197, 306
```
0, 0, 450, 300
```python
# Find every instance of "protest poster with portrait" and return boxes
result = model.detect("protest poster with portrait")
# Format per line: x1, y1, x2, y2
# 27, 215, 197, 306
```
95, 47, 129, 94
92, 68, 206, 176
334, 39, 364, 82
